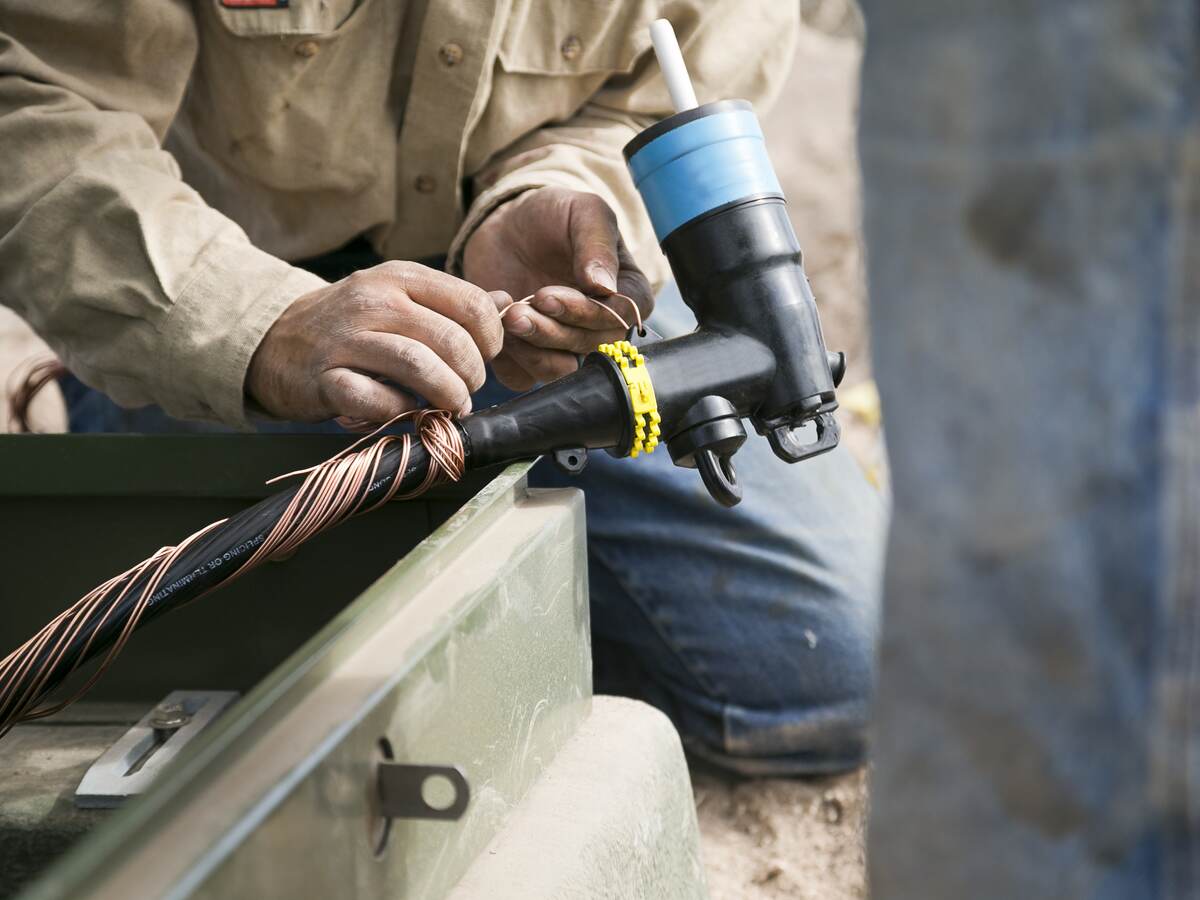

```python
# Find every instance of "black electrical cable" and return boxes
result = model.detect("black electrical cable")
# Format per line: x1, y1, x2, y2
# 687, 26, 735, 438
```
2, 439, 436, 729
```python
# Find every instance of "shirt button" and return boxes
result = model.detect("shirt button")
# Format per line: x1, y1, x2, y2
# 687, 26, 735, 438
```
414, 174, 437, 193
438, 42, 464, 67
560, 35, 582, 61
295, 40, 320, 59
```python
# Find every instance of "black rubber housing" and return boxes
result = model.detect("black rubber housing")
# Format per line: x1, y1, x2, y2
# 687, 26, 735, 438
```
661, 195, 838, 429
461, 360, 630, 466
622, 98, 752, 160
638, 331, 775, 426
461, 329, 777, 466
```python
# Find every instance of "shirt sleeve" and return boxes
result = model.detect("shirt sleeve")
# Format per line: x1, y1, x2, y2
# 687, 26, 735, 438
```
447, 0, 799, 290
0, 1, 327, 428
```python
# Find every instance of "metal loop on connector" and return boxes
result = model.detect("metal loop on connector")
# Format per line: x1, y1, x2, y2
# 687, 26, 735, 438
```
696, 449, 741, 508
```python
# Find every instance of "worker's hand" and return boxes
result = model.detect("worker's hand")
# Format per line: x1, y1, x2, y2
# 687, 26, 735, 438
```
247, 261, 505, 423
462, 187, 653, 391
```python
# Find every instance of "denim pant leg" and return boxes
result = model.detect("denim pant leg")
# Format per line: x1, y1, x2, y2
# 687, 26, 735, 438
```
514, 284, 887, 775
859, 2, 1200, 897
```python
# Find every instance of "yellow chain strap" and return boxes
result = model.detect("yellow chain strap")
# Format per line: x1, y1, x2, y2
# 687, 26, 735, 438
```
597, 340, 661, 457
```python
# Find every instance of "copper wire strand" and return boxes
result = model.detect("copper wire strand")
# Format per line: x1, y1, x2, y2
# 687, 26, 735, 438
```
0, 524, 226, 736
7, 357, 66, 434
19, 521, 227, 726
0, 409, 464, 735
501, 291, 645, 337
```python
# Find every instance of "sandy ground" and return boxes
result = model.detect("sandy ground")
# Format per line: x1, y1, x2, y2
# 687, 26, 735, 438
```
695, 769, 868, 900
0, 4, 876, 897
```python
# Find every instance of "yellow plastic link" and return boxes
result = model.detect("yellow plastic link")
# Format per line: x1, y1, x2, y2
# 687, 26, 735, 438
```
597, 340, 660, 457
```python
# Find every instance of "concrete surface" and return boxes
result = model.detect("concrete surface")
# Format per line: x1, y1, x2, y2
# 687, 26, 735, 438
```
0, 704, 145, 899
448, 696, 707, 900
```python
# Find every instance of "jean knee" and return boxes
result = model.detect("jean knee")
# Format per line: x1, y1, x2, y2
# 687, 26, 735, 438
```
605, 549, 878, 774
553, 435, 885, 774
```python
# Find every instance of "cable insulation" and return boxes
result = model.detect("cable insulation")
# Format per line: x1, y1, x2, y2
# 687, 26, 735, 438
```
0, 409, 464, 736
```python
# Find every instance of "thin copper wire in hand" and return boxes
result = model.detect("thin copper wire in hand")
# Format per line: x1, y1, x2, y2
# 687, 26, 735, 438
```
501, 291, 646, 336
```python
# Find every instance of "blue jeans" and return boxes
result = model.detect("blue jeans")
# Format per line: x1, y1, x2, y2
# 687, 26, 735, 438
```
62, 281, 885, 776
860, 0, 1198, 895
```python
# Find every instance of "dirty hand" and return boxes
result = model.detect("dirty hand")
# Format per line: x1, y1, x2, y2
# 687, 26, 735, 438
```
247, 261, 505, 423
462, 186, 653, 391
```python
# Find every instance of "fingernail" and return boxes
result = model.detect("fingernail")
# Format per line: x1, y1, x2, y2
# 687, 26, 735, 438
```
534, 296, 563, 316
588, 263, 617, 293
508, 314, 534, 336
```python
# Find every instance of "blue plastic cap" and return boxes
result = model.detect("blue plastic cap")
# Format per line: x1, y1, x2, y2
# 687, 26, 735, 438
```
626, 103, 783, 243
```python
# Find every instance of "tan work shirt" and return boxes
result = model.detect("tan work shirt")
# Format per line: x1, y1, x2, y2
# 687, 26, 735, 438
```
0, 0, 797, 427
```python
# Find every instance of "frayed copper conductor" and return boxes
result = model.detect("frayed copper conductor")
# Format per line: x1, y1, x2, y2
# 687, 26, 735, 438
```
7, 356, 66, 433
502, 291, 646, 336
0, 409, 464, 735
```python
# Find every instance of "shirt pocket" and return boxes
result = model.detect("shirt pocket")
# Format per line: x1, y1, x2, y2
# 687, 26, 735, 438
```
179, 0, 394, 203
213, 0, 363, 37
477, 0, 655, 164
497, 0, 655, 76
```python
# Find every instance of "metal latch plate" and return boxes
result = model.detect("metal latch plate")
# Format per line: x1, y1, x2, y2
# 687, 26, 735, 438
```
75, 690, 238, 809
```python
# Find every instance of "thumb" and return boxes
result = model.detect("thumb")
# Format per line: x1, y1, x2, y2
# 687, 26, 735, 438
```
568, 194, 621, 295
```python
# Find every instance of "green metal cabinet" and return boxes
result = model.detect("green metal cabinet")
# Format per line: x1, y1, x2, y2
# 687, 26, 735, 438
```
0, 435, 707, 899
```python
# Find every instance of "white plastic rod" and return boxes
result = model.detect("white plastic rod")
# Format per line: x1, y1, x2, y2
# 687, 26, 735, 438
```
649, 18, 698, 113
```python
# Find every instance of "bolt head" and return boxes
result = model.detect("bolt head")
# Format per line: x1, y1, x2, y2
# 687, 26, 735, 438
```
150, 702, 190, 730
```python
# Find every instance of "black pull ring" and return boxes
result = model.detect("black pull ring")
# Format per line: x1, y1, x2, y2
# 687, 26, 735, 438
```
696, 449, 742, 507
